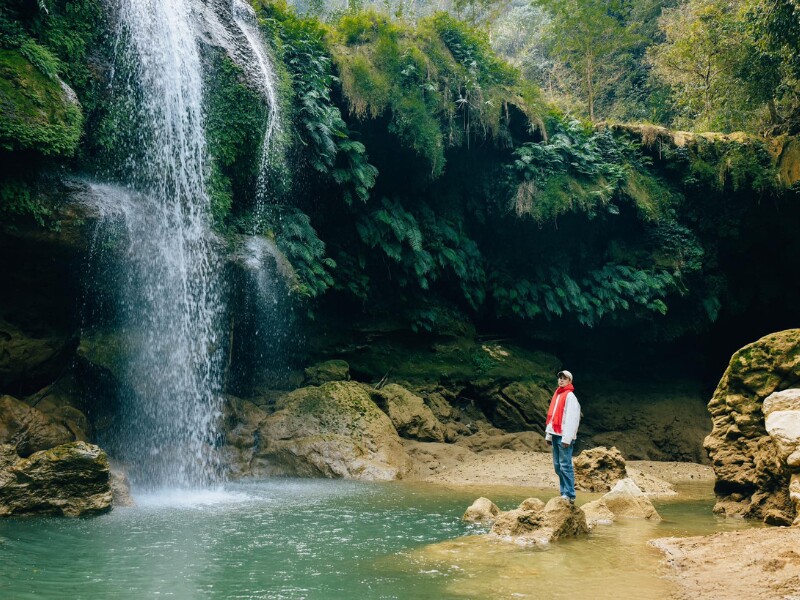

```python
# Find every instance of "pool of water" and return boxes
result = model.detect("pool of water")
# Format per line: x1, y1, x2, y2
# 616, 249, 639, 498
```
0, 479, 754, 599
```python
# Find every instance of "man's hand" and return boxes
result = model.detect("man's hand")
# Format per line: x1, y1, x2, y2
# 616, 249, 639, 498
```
562, 442, 569, 448
546, 440, 552, 446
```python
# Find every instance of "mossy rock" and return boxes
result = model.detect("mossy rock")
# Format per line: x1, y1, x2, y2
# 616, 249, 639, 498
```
304, 359, 350, 385
705, 329, 800, 522
258, 381, 410, 480
0, 48, 82, 157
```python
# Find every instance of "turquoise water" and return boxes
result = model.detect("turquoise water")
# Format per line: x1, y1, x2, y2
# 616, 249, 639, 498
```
0, 480, 753, 599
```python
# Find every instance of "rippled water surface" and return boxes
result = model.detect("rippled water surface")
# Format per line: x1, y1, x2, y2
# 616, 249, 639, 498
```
0, 479, 754, 599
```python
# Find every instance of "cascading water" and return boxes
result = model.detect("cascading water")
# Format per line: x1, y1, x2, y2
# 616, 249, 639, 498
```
230, 0, 282, 223
92, 0, 226, 489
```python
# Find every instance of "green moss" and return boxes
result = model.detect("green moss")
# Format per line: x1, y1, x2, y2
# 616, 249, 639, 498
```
0, 48, 82, 156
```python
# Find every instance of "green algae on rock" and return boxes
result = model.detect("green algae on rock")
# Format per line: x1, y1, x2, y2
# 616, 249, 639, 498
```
0, 441, 112, 517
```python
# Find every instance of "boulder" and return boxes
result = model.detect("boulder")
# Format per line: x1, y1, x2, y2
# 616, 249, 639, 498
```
0, 441, 112, 517
574, 446, 627, 492
762, 389, 800, 525
258, 381, 410, 480
0, 395, 74, 456
600, 478, 662, 520
463, 497, 500, 524
704, 330, 800, 522
303, 360, 350, 385
490, 496, 589, 544
580, 499, 616, 527
372, 383, 446, 442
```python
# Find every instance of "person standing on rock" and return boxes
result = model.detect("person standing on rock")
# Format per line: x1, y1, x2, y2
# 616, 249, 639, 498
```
545, 370, 581, 504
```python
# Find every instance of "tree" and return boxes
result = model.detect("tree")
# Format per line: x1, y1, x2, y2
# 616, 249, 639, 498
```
532, 0, 639, 122
647, 0, 785, 132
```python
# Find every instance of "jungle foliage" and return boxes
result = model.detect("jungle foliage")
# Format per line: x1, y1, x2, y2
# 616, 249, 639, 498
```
1, 0, 797, 346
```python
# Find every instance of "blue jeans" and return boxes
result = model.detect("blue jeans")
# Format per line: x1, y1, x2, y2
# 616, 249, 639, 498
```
551, 435, 575, 500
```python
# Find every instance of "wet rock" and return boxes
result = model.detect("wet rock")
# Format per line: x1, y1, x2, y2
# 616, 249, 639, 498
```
490, 496, 589, 544
303, 360, 350, 386
600, 478, 661, 520
574, 446, 627, 492
580, 499, 616, 527
109, 463, 134, 508
372, 383, 446, 442
704, 329, 800, 521
0, 394, 74, 457
463, 497, 500, 524
221, 396, 269, 478
258, 381, 410, 480
0, 441, 112, 517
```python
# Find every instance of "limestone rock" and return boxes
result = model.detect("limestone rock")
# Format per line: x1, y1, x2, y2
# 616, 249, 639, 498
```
109, 464, 134, 508
258, 381, 410, 480
574, 446, 627, 492
581, 499, 616, 527
221, 396, 269, 478
0, 441, 112, 517
600, 478, 662, 520
704, 329, 800, 521
372, 384, 446, 442
463, 497, 500, 523
490, 496, 589, 544
0, 395, 74, 457
304, 360, 350, 385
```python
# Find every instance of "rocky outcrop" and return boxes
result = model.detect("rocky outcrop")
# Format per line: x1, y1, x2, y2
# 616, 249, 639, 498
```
221, 396, 269, 478
0, 394, 75, 456
463, 497, 500, 524
258, 381, 410, 480
574, 446, 627, 492
762, 389, 800, 525
0, 442, 112, 517
303, 360, 350, 386
372, 383, 446, 442
0, 321, 75, 396
704, 329, 800, 522
490, 496, 589, 544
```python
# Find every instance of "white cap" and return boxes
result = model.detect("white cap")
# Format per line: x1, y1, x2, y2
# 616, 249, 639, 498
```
557, 370, 573, 382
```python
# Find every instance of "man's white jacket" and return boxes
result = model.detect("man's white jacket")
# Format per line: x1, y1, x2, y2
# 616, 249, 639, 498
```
544, 392, 581, 445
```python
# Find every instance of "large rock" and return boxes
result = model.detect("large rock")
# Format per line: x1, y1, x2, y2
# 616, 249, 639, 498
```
463, 497, 500, 524
490, 496, 589, 544
258, 381, 411, 480
704, 329, 800, 522
372, 383, 446, 442
600, 478, 662, 520
574, 446, 627, 492
0, 394, 74, 456
0, 441, 112, 517
762, 389, 800, 525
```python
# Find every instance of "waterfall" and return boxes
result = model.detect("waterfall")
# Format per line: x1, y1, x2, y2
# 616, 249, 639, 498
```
230, 0, 282, 224
96, 0, 226, 489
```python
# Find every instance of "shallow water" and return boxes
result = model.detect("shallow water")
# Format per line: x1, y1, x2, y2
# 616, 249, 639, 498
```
0, 480, 753, 599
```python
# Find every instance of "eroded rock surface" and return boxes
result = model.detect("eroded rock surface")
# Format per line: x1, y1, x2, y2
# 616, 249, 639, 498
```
463, 497, 500, 524
489, 496, 589, 544
0, 394, 75, 457
258, 381, 410, 480
574, 445, 627, 492
372, 383, 446, 442
600, 478, 662, 520
704, 329, 800, 522
0, 441, 112, 517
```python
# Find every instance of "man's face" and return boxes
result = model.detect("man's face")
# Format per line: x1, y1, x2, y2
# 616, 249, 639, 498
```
558, 375, 570, 386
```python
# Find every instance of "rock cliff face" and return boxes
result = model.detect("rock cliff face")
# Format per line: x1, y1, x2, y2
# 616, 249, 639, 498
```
704, 329, 800, 523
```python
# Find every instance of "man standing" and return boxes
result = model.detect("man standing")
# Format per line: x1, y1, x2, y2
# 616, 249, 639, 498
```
545, 370, 581, 504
